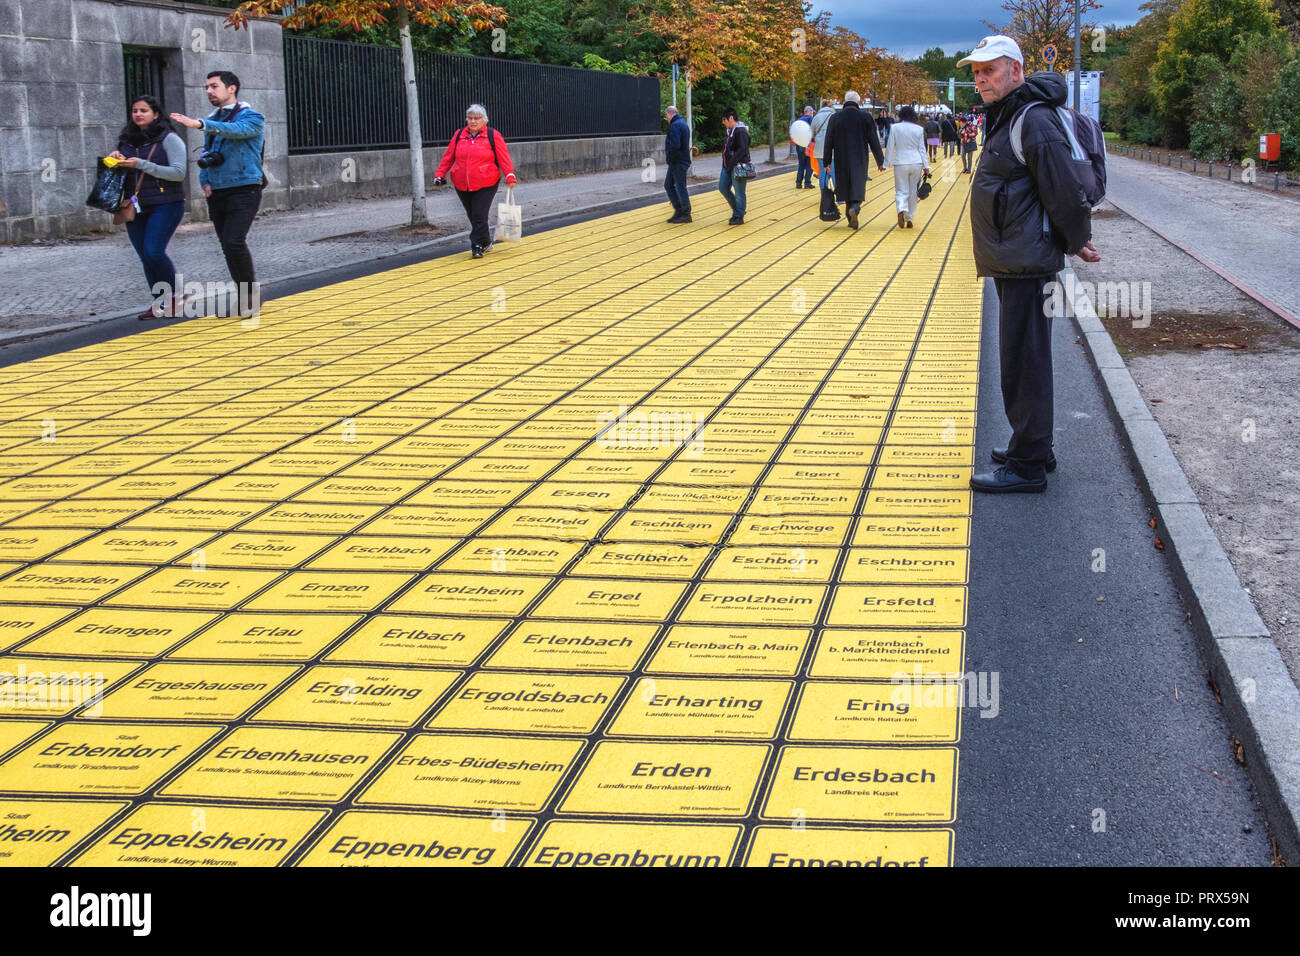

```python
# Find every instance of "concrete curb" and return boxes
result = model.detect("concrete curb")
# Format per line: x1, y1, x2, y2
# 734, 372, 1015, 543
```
1059, 266, 1300, 864
0, 164, 787, 349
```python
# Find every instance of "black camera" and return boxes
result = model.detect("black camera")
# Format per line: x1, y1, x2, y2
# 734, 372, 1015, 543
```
197, 150, 225, 169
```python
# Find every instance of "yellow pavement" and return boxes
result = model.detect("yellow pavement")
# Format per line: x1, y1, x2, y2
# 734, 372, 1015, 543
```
0, 156, 981, 867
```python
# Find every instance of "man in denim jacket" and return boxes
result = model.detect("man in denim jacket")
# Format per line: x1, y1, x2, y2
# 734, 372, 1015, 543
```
171, 71, 265, 316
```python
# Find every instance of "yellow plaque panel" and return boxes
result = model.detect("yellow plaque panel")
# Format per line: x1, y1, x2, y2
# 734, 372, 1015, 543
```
95, 662, 298, 721
852, 517, 971, 548
608, 677, 792, 740
297, 810, 532, 867
787, 681, 961, 743
441, 458, 555, 481
404, 481, 530, 508
386, 573, 549, 616
171, 613, 361, 662
0, 528, 93, 562
357, 733, 584, 811
428, 671, 623, 734
861, 490, 972, 516
646, 625, 811, 677
298, 536, 452, 571
0, 605, 76, 651
240, 503, 385, 535
548, 460, 660, 482
0, 722, 222, 795
728, 515, 852, 547
8, 500, 157, 528
22, 608, 218, 658
558, 741, 769, 818
760, 746, 958, 823
705, 547, 838, 583
656, 461, 764, 486
324, 615, 505, 667
0, 720, 51, 756
522, 820, 742, 867
570, 542, 707, 579
186, 474, 321, 501
878, 446, 973, 466
603, 512, 731, 545
70, 803, 326, 867
437, 538, 582, 575
840, 548, 969, 584
530, 578, 688, 622
827, 585, 967, 628
122, 501, 267, 531
809, 630, 966, 680
743, 827, 952, 867
679, 583, 825, 625
480, 509, 609, 541
0, 799, 129, 867
181, 533, 337, 570
630, 485, 749, 513
764, 465, 869, 488
0, 563, 151, 605
102, 568, 283, 610
871, 467, 973, 490
251, 665, 460, 728
161, 726, 402, 803
243, 571, 414, 612
0, 657, 141, 717
485, 621, 658, 672
746, 488, 858, 516
362, 506, 496, 537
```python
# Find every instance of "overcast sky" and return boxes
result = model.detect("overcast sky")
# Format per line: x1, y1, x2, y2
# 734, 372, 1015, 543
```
820, 1, 1147, 59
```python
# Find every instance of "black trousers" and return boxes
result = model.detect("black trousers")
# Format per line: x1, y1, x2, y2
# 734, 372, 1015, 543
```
456, 184, 498, 248
207, 184, 262, 287
995, 275, 1055, 480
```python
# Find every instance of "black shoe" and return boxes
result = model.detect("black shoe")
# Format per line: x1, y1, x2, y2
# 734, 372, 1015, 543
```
471, 245, 484, 258
970, 465, 1047, 494
668, 213, 692, 223
667, 214, 682, 223
991, 447, 1057, 473
728, 216, 743, 225
847, 203, 860, 229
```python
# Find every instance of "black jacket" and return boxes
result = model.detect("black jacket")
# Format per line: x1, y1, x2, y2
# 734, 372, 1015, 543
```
940, 117, 958, 142
665, 114, 691, 164
970, 72, 1092, 279
722, 122, 751, 170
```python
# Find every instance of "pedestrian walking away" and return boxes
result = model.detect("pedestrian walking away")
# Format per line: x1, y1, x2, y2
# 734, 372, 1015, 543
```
877, 109, 893, 149
718, 108, 751, 225
959, 116, 979, 173
434, 104, 518, 258
962, 35, 1100, 494
794, 106, 815, 189
663, 106, 693, 222
883, 105, 930, 230
170, 70, 266, 319
941, 113, 959, 158
822, 91, 885, 230
110, 94, 187, 320
810, 98, 840, 221
924, 115, 942, 163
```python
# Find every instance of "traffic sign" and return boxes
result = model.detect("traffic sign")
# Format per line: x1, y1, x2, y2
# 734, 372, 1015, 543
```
1043, 44, 1057, 64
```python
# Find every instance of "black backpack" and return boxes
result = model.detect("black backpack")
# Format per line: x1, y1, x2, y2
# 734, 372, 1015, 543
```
1009, 103, 1107, 206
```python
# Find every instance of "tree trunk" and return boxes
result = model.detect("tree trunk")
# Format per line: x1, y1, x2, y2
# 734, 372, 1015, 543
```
398, 9, 427, 226
686, 70, 693, 147
768, 82, 776, 163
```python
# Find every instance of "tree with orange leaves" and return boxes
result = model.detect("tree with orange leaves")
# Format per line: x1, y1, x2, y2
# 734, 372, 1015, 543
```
227, 1, 505, 224
645, 0, 745, 138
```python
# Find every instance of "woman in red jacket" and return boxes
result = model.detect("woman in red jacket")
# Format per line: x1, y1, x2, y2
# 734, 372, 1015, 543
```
434, 103, 518, 258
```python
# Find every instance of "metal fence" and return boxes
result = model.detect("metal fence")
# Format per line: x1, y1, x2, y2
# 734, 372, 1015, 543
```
123, 46, 167, 115
1113, 144, 1299, 191
284, 35, 661, 154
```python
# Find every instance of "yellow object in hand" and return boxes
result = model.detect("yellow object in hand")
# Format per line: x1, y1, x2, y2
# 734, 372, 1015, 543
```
102, 156, 121, 168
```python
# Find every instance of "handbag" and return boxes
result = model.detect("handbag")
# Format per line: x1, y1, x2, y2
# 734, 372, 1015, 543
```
86, 158, 128, 214
112, 143, 159, 224
917, 171, 932, 200
496, 185, 522, 242
732, 162, 756, 180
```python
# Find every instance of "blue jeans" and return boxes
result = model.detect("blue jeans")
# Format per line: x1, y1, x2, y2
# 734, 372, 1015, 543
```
125, 200, 185, 297
795, 147, 812, 186
718, 167, 747, 219
665, 160, 691, 214
819, 163, 834, 190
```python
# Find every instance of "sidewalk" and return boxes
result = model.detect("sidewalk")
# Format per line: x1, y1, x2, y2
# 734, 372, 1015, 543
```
0, 152, 767, 338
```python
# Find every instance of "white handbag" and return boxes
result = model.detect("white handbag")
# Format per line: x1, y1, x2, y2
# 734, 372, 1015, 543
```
496, 186, 522, 242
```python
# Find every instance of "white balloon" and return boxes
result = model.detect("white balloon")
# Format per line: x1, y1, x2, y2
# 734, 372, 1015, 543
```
789, 119, 813, 147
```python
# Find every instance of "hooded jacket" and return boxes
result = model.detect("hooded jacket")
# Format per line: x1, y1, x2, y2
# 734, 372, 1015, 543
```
970, 71, 1092, 279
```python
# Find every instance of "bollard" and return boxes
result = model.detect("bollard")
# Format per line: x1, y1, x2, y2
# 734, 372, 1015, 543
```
1193, 158, 1197, 173
1276, 171, 1281, 191
1208, 162, 1213, 177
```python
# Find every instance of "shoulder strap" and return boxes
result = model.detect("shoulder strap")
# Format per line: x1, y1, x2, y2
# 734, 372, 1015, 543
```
1011, 102, 1088, 165
487, 126, 501, 172
1008, 102, 1039, 164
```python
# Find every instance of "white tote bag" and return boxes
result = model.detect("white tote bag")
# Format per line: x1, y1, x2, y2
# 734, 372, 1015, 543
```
496, 186, 522, 243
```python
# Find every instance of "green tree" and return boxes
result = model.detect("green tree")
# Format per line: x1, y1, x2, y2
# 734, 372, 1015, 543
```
1152, 0, 1283, 145
1188, 54, 1244, 158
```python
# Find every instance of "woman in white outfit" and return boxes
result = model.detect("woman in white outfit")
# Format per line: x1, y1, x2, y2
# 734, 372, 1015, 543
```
882, 106, 931, 229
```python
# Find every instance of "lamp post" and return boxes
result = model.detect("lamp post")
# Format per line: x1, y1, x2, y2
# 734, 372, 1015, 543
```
1073, 0, 1081, 110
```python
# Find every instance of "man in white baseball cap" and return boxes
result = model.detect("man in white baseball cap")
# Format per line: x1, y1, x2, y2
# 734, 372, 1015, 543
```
962, 35, 1100, 494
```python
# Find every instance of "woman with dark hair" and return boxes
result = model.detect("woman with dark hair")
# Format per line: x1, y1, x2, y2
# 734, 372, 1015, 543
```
108, 94, 188, 319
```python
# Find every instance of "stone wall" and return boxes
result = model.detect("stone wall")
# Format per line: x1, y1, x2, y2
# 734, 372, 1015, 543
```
0, 0, 287, 242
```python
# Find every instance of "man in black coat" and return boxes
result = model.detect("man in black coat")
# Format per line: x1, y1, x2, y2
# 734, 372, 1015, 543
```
962, 35, 1100, 493
821, 91, 884, 230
